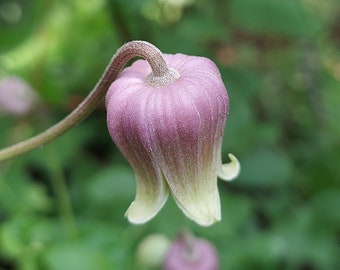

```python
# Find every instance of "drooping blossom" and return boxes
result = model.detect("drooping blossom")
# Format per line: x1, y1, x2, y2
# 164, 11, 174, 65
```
106, 50, 240, 226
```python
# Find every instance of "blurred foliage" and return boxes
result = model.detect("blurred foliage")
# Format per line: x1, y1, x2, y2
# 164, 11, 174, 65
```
0, 0, 340, 269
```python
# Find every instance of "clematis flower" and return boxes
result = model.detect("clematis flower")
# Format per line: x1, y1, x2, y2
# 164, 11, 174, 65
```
106, 51, 240, 226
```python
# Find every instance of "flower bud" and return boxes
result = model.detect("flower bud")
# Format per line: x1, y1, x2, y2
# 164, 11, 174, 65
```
163, 232, 219, 270
0, 76, 39, 116
106, 50, 240, 226
136, 234, 171, 269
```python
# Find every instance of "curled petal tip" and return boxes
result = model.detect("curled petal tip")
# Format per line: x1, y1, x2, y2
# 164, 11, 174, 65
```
171, 184, 222, 227
179, 206, 221, 227
218, 153, 240, 181
125, 193, 169, 224
198, 215, 221, 227
125, 175, 169, 224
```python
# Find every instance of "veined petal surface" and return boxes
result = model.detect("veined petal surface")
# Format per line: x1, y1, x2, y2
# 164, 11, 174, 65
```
106, 70, 169, 224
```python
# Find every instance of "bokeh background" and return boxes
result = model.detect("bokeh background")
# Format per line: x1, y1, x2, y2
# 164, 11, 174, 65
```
0, 0, 339, 269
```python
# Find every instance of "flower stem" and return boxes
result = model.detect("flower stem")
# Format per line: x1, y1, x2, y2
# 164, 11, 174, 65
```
0, 41, 169, 162
179, 230, 197, 262
47, 145, 78, 239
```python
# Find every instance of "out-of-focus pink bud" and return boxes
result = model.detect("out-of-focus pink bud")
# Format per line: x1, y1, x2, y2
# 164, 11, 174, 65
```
0, 76, 39, 116
163, 232, 219, 270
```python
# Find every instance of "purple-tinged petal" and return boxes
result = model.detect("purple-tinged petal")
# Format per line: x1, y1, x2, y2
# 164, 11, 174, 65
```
146, 55, 226, 225
106, 64, 169, 224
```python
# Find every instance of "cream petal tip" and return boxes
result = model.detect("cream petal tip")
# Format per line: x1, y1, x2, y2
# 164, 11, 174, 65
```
195, 215, 221, 227
180, 209, 221, 227
182, 208, 221, 227
218, 153, 240, 181
172, 192, 221, 227
125, 192, 169, 224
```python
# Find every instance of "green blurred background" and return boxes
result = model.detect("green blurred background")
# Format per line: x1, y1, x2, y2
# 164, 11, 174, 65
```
0, 0, 339, 269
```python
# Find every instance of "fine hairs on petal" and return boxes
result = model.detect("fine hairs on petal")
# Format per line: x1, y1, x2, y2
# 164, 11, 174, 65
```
218, 153, 240, 181
146, 68, 180, 87
125, 173, 169, 224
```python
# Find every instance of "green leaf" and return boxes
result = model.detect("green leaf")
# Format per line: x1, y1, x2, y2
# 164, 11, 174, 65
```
239, 148, 293, 187
44, 243, 113, 270
0, 0, 49, 52
230, 0, 321, 37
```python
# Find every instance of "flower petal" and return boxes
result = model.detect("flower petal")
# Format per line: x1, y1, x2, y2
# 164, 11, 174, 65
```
218, 153, 240, 181
142, 60, 228, 226
106, 66, 170, 224
125, 170, 169, 224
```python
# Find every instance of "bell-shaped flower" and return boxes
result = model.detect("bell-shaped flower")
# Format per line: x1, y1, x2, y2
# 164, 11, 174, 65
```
106, 52, 240, 226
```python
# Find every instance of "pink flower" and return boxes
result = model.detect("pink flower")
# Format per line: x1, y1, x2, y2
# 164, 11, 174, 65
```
163, 232, 219, 270
106, 53, 240, 226
0, 76, 38, 116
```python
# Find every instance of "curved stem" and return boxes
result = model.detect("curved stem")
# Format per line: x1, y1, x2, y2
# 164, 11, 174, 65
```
0, 41, 169, 162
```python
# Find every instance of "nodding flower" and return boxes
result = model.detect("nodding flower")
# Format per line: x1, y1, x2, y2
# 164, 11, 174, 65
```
106, 49, 240, 226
